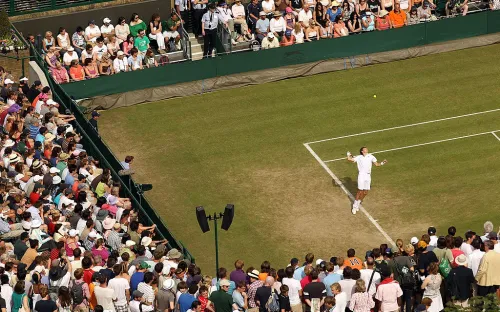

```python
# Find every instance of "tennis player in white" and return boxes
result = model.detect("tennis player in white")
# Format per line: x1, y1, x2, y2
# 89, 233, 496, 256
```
347, 147, 387, 214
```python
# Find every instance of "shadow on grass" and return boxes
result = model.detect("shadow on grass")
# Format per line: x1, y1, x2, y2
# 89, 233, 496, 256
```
331, 177, 358, 200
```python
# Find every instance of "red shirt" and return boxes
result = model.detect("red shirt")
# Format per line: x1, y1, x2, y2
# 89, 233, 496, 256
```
30, 192, 40, 205
451, 249, 465, 267
83, 268, 94, 285
300, 275, 312, 289
50, 248, 60, 260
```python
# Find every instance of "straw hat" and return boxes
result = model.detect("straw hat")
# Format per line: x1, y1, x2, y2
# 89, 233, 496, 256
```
379, 9, 389, 17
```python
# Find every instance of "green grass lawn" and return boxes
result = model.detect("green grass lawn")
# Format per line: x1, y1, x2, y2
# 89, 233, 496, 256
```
100, 43, 500, 272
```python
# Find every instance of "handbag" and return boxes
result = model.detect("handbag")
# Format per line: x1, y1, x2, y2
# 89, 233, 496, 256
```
439, 253, 451, 278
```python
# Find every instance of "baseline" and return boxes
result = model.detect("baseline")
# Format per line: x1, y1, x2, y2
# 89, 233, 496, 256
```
323, 130, 500, 163
304, 143, 396, 246
305, 108, 500, 145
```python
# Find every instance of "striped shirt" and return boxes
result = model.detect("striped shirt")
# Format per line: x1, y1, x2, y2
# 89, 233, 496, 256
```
107, 231, 121, 251
248, 280, 263, 308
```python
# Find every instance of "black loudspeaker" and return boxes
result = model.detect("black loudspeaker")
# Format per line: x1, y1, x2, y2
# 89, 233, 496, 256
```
221, 204, 234, 231
196, 206, 210, 233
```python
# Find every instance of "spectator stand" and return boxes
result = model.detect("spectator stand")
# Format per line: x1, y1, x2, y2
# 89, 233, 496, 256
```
10, 21, 196, 263
1, 0, 115, 16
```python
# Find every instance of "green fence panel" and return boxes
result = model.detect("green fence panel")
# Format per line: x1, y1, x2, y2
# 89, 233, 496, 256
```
487, 10, 500, 33
425, 13, 488, 44
61, 58, 218, 99
61, 11, 499, 101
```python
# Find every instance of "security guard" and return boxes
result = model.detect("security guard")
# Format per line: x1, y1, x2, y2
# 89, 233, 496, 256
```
201, 3, 219, 58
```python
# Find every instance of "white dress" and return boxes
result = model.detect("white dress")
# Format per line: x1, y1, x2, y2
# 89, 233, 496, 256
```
423, 274, 444, 312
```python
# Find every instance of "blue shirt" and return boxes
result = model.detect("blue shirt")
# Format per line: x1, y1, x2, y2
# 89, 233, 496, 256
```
29, 125, 40, 139
179, 293, 196, 312
256, 19, 270, 34
130, 272, 145, 293
293, 266, 305, 280
65, 173, 75, 186
35, 133, 45, 143
323, 273, 343, 296
326, 7, 341, 22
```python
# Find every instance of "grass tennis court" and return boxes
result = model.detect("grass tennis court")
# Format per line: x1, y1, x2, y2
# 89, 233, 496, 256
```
100, 43, 500, 271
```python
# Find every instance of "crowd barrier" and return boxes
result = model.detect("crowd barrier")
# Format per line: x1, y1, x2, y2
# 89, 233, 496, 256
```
10, 23, 196, 263
60, 9, 500, 100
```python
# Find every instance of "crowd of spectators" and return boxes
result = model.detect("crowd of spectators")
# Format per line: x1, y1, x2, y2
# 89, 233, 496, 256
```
35, 13, 185, 83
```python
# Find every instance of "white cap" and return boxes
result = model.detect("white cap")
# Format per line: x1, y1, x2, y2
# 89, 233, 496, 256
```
49, 167, 60, 174
46, 99, 57, 105
117, 51, 124, 56
267, 33, 275, 39
20, 77, 28, 81
69, 229, 78, 237
410, 237, 419, 244
315, 259, 324, 265
88, 231, 97, 238
141, 237, 153, 247
125, 240, 136, 247
4, 79, 13, 84
103, 17, 111, 23
33, 175, 43, 182
52, 176, 62, 184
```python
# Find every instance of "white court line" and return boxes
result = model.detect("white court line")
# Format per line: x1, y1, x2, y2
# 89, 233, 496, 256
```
492, 131, 500, 142
304, 143, 396, 247
323, 130, 500, 163
305, 108, 500, 145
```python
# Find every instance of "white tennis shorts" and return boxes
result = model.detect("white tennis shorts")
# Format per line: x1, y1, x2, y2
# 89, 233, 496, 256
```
358, 173, 371, 190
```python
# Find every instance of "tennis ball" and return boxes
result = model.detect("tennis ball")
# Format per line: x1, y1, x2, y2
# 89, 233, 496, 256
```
373, 95, 377, 98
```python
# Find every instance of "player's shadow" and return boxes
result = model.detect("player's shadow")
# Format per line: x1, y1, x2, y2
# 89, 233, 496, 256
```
331, 177, 358, 197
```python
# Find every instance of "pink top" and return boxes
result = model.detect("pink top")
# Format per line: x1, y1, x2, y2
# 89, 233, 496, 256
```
52, 67, 69, 84
375, 281, 403, 312
91, 247, 110, 265
123, 41, 134, 55
349, 292, 375, 312
101, 203, 118, 215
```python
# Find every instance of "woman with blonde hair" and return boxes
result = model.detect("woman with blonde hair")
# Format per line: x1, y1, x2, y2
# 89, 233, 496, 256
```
349, 279, 375, 312
292, 22, 304, 43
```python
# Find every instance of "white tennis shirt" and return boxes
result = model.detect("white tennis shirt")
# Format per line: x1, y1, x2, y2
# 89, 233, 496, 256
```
354, 154, 377, 174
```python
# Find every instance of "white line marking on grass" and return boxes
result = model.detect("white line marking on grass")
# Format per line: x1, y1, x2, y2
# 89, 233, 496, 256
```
492, 132, 500, 142
323, 130, 500, 163
304, 143, 396, 246
305, 108, 500, 145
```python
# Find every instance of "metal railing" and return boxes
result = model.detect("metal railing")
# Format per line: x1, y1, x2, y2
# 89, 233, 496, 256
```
10, 22, 196, 263
172, 9, 193, 60
1, 0, 115, 16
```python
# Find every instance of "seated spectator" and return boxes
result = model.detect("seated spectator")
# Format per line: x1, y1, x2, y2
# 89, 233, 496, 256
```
45, 47, 59, 70
85, 20, 102, 44
129, 13, 148, 37
342, 0, 353, 22
134, 30, 150, 57
62, 47, 79, 67
305, 20, 320, 41
113, 51, 129, 73
147, 14, 165, 54
164, 13, 182, 52
231, 0, 252, 39
122, 35, 135, 56
407, 6, 420, 25
217, 2, 235, 42
101, 17, 115, 39
115, 17, 131, 44
446, 0, 468, 16
262, 0, 276, 18
270, 11, 286, 41
348, 11, 362, 33
281, 31, 295, 46
106, 36, 120, 57
51, 62, 70, 84
417, 1, 434, 20
284, 8, 296, 33
389, 2, 407, 27
84, 59, 99, 79
361, 12, 375, 31
42, 31, 56, 53
92, 37, 108, 62
261, 33, 280, 49
292, 22, 304, 43
128, 48, 143, 70
144, 49, 159, 68
255, 12, 270, 42
98, 54, 114, 76
298, 5, 313, 28
57, 27, 71, 51
326, 1, 342, 23
72, 26, 86, 57
333, 15, 349, 37
80, 44, 93, 64
376, 10, 391, 30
